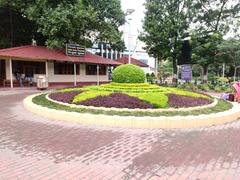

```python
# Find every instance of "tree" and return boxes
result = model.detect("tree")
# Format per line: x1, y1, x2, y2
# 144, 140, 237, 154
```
158, 60, 173, 83
191, 0, 240, 83
217, 39, 240, 81
0, 1, 46, 48
191, 33, 222, 83
140, 0, 196, 83
0, 0, 125, 49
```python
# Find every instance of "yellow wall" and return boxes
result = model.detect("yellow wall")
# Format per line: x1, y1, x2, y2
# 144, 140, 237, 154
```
5, 60, 109, 83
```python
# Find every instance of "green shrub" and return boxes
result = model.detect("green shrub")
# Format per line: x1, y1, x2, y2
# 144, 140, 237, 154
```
73, 90, 111, 103
217, 77, 229, 85
177, 84, 186, 89
214, 85, 222, 92
129, 92, 168, 108
201, 84, 210, 91
112, 64, 145, 83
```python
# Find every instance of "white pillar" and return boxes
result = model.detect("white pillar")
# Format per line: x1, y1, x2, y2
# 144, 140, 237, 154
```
111, 49, 113, 60
120, 52, 123, 58
101, 43, 104, 57
74, 63, 77, 86
106, 48, 109, 59
128, 19, 131, 64
115, 50, 118, 60
45, 60, 48, 78
97, 65, 99, 86
9, 58, 13, 88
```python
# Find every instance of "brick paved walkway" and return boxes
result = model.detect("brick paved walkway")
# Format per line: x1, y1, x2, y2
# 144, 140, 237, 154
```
1, 90, 240, 179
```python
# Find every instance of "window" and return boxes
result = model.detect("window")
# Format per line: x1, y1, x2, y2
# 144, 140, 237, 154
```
12, 60, 46, 74
86, 65, 106, 75
54, 62, 79, 75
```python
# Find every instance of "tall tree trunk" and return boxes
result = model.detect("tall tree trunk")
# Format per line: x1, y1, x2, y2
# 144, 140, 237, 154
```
234, 67, 237, 82
172, 58, 177, 84
203, 65, 208, 84
222, 63, 225, 77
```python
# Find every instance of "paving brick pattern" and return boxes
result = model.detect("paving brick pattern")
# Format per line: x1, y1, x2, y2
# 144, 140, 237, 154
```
1, 90, 240, 179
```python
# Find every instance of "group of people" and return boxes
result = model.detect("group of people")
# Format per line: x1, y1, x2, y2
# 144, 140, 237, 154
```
14, 69, 33, 87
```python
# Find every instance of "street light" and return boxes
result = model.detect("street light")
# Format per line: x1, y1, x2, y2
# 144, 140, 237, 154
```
126, 9, 135, 64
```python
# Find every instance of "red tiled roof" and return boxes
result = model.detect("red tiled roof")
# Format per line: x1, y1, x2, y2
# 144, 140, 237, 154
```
0, 45, 121, 65
115, 56, 149, 67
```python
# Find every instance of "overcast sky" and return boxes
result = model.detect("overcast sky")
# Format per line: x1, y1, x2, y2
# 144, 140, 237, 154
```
121, 0, 145, 50
120, 0, 239, 51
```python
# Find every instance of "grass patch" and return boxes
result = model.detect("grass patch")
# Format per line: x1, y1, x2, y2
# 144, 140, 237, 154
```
33, 94, 232, 117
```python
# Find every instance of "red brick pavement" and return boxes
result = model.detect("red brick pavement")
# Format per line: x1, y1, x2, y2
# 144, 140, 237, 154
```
1, 90, 240, 179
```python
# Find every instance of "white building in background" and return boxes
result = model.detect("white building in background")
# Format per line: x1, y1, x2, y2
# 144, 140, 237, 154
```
121, 9, 157, 74
121, 37, 157, 74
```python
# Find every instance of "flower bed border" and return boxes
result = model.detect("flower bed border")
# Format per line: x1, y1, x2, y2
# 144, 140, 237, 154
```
23, 93, 240, 129
46, 94, 218, 112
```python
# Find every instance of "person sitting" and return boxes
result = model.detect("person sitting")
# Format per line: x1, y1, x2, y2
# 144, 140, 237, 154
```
14, 69, 23, 87
24, 70, 33, 86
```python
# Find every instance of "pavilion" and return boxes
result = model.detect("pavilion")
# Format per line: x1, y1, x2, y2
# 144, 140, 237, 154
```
0, 45, 121, 88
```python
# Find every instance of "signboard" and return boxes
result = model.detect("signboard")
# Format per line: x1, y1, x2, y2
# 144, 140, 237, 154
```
181, 64, 192, 81
66, 44, 85, 57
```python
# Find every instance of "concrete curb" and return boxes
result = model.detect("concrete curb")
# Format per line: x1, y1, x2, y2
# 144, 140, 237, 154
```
23, 94, 240, 129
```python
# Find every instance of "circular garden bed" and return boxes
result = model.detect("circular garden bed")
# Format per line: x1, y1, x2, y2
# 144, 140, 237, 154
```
32, 82, 232, 117
25, 64, 237, 128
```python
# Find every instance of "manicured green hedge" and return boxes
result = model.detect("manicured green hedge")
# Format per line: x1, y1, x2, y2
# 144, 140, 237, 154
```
72, 90, 111, 104
112, 64, 145, 83
129, 93, 168, 108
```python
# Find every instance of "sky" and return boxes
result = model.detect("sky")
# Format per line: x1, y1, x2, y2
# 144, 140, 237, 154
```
120, 0, 239, 50
121, 0, 145, 36
120, 0, 145, 51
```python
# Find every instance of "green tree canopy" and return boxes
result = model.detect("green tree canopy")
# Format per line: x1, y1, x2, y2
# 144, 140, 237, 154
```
217, 39, 240, 81
0, 0, 125, 49
140, 0, 196, 83
191, 0, 240, 82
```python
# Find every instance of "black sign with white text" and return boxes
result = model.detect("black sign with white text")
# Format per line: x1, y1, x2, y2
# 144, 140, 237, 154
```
66, 44, 85, 56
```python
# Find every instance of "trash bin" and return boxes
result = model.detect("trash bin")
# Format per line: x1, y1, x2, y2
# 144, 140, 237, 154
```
37, 75, 48, 90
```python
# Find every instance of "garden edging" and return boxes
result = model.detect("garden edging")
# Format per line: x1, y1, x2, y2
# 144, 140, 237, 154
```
23, 93, 240, 129
46, 94, 218, 112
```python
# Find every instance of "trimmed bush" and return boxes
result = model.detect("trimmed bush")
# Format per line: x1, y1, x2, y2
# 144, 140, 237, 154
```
129, 93, 168, 108
112, 64, 145, 83
73, 90, 111, 103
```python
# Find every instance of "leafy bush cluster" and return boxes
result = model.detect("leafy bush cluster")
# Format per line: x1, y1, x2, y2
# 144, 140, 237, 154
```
93, 83, 163, 93
146, 73, 156, 84
167, 94, 212, 108
78, 93, 154, 109
49, 91, 82, 104
112, 64, 145, 83
177, 83, 234, 93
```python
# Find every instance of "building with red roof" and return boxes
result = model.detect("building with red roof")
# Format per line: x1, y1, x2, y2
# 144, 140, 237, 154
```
115, 56, 149, 67
0, 45, 121, 88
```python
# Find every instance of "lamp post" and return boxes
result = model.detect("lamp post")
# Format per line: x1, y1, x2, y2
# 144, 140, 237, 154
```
126, 9, 135, 64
